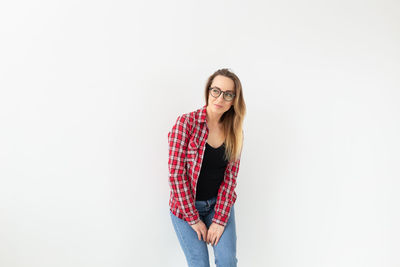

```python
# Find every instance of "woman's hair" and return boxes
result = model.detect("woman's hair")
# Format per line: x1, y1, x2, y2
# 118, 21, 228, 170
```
204, 68, 246, 162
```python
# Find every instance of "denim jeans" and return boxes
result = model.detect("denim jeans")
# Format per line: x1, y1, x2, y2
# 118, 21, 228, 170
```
170, 195, 238, 267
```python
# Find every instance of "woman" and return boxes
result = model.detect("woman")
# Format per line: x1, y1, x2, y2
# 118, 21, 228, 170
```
168, 68, 246, 267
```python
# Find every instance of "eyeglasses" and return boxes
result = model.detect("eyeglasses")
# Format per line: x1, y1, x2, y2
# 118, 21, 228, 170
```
208, 87, 236, 101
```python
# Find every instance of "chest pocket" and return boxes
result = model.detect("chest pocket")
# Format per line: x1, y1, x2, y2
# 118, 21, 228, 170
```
186, 138, 199, 162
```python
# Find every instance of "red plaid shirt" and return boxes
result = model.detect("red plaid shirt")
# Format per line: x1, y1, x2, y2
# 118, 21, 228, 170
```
168, 104, 241, 227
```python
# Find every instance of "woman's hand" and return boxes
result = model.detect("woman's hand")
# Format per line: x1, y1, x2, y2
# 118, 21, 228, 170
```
190, 220, 208, 242
206, 222, 225, 246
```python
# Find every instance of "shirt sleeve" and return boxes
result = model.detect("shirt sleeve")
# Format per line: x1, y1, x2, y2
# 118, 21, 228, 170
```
168, 114, 200, 225
212, 131, 243, 227
212, 156, 241, 227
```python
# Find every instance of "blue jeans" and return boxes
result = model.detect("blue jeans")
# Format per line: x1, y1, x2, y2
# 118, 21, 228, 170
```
170, 195, 238, 267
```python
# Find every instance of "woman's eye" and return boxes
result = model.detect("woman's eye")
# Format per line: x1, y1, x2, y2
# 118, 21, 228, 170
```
225, 93, 234, 99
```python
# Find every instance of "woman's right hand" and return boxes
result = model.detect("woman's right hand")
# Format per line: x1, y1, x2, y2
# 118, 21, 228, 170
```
190, 220, 208, 242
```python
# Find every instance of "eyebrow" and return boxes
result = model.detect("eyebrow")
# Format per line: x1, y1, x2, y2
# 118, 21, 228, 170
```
212, 86, 234, 93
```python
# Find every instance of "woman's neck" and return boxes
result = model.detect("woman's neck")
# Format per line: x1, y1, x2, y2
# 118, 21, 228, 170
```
206, 106, 223, 128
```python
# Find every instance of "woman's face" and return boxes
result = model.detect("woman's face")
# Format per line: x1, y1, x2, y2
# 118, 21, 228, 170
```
207, 75, 235, 115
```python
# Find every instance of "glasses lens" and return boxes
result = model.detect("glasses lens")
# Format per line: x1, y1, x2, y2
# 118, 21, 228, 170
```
224, 92, 234, 101
210, 88, 221, 97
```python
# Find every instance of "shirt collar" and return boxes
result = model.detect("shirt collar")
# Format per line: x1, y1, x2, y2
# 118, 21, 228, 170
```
198, 104, 207, 124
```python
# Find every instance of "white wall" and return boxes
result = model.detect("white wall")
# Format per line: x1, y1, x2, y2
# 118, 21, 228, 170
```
0, 0, 399, 266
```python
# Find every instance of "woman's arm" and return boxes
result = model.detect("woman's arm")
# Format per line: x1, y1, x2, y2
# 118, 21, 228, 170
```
168, 114, 200, 225
212, 130, 244, 227
212, 157, 241, 227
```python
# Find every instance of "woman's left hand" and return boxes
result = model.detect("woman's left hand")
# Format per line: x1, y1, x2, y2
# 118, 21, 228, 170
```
206, 222, 225, 246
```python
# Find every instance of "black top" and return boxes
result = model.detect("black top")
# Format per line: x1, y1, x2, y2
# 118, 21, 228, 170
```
195, 142, 229, 201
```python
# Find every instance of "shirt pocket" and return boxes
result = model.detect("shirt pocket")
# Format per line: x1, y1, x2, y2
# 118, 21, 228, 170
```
186, 138, 199, 162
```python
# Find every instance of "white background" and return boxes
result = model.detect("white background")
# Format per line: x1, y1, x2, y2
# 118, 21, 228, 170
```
0, 0, 399, 266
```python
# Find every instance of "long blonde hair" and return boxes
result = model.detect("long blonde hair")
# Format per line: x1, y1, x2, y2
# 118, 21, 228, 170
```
204, 68, 246, 162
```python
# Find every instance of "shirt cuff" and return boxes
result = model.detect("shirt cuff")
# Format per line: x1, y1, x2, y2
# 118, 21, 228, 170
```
211, 214, 228, 227
184, 212, 200, 225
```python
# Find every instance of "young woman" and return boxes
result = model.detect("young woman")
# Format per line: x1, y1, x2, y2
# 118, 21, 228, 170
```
168, 68, 246, 267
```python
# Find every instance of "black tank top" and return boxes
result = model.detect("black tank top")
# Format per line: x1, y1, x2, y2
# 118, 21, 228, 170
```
195, 142, 229, 201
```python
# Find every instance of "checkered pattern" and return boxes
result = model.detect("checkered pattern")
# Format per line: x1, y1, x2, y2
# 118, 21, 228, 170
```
168, 105, 242, 227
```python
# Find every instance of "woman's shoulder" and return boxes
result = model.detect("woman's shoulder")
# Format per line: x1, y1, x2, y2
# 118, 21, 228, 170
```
173, 105, 205, 127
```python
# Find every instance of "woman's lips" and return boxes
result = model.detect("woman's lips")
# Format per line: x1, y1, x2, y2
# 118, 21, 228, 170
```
214, 104, 223, 108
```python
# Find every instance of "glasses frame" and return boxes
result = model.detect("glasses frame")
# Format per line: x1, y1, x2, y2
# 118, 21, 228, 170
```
208, 87, 236, 101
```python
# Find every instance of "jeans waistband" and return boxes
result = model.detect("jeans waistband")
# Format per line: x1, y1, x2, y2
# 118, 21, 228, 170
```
195, 195, 217, 210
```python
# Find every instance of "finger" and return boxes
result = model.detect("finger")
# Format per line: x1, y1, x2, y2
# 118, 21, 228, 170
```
214, 234, 221, 246
212, 235, 217, 246
209, 231, 215, 245
196, 231, 201, 241
201, 230, 207, 242
206, 231, 211, 244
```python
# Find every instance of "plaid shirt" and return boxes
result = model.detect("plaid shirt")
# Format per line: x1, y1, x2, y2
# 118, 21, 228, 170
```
168, 104, 241, 227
